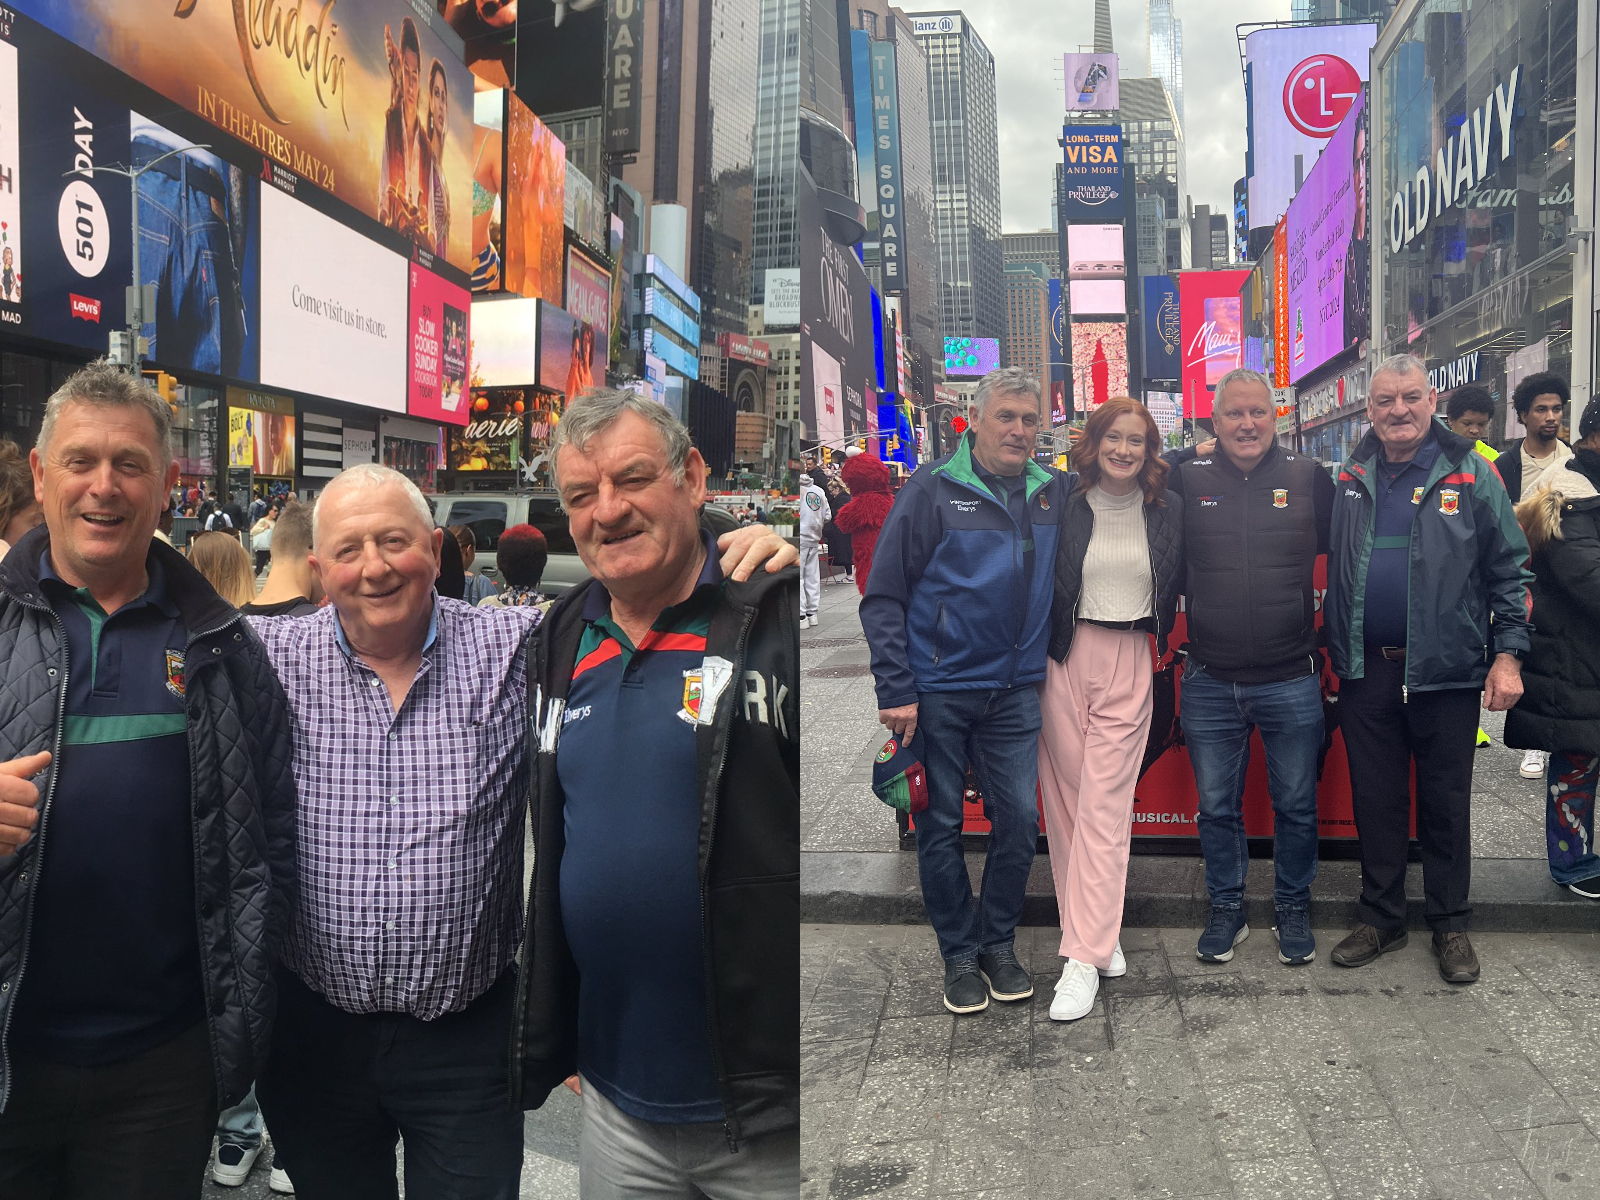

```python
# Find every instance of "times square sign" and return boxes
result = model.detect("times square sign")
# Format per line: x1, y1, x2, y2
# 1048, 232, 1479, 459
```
1388, 66, 1520, 253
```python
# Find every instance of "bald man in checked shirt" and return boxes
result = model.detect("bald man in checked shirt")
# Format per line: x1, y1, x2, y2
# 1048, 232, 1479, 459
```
246, 463, 793, 1200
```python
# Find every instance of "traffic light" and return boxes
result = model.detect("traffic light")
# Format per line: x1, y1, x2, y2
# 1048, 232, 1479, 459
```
147, 370, 178, 408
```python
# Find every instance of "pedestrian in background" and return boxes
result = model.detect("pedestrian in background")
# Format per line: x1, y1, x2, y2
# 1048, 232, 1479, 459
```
1499, 371, 1572, 502
862, 367, 1066, 1014
0, 438, 43, 557
1507, 401, 1600, 900
1325, 354, 1532, 984
250, 501, 280, 575
241, 501, 321, 618
0, 361, 296, 1197
517, 389, 799, 1197
450, 524, 500, 605
797, 471, 830, 627
188, 530, 257, 609
834, 450, 894, 595
476, 523, 548, 608
1038, 398, 1182, 1021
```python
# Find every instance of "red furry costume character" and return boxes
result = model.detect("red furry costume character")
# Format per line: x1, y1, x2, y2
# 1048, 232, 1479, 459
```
834, 452, 895, 595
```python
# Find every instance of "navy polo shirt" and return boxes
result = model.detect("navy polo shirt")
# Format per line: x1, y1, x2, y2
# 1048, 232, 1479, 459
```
1362, 431, 1441, 648
12, 550, 203, 1065
556, 531, 725, 1124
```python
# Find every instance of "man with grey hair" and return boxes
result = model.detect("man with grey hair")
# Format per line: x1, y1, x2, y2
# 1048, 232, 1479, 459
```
862, 365, 1067, 1013
244, 440, 791, 1194
515, 387, 799, 1197
1167, 366, 1335, 967
1324, 353, 1532, 984
0, 360, 296, 1194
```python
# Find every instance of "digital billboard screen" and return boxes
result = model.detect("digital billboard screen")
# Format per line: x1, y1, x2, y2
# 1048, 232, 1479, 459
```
503, 94, 566, 304
1064, 53, 1119, 112
1070, 281, 1126, 316
1244, 24, 1375, 232
408, 261, 471, 426
565, 247, 611, 394
1069, 322, 1127, 409
537, 301, 590, 396
1179, 269, 1251, 419
19, 0, 476, 271
470, 296, 541, 388
258, 187, 408, 412
1066, 225, 1125, 279
1284, 91, 1367, 383
943, 336, 1000, 377
1142, 275, 1181, 382
1061, 126, 1123, 221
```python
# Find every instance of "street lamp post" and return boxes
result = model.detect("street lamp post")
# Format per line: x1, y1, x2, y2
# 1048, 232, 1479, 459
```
64, 144, 210, 374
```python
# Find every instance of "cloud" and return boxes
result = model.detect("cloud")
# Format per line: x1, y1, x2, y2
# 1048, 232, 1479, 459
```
942, 0, 1282, 237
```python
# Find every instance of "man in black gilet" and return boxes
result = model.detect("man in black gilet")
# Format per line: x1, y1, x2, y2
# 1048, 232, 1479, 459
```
1170, 368, 1334, 967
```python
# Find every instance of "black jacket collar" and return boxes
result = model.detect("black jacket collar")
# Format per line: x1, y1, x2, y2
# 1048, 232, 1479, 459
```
0, 523, 240, 634
1352, 421, 1473, 471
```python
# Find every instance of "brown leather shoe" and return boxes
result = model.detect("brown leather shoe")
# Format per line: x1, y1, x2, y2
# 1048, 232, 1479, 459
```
1432, 931, 1480, 983
1330, 923, 1408, 967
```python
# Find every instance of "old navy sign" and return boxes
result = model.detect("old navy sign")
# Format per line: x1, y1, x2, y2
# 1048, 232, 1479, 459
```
1427, 350, 1481, 393
869, 40, 907, 292
1390, 67, 1520, 252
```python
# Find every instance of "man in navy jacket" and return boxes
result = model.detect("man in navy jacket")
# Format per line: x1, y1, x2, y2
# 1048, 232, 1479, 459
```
862, 367, 1068, 1014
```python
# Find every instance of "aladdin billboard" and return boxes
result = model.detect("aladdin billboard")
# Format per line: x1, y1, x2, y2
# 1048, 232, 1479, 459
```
16, 0, 476, 273
1179, 269, 1250, 419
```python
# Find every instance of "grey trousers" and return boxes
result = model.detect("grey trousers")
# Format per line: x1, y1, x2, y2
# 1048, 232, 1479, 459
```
578, 1079, 798, 1200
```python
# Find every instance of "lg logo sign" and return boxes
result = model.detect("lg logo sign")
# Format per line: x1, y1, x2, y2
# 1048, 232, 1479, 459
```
1282, 54, 1361, 138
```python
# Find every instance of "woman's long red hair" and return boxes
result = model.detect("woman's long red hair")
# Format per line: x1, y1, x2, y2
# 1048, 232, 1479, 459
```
1069, 397, 1169, 505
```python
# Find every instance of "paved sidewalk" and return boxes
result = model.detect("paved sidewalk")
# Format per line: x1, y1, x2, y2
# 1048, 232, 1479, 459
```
803, 922, 1600, 1200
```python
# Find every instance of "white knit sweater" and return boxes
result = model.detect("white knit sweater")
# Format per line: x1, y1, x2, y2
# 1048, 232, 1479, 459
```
1077, 485, 1154, 621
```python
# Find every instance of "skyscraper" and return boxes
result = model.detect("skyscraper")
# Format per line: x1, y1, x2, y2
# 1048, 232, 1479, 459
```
911, 10, 1005, 347
1117, 77, 1188, 271
1147, 0, 1184, 130
1005, 263, 1052, 386
751, 0, 845, 304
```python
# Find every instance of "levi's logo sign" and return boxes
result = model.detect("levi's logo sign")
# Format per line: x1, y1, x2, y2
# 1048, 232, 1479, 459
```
69, 294, 102, 322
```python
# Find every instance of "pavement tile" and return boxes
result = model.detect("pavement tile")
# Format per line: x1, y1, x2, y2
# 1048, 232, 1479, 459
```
1279, 1058, 1392, 1125
1026, 1141, 1137, 1200
1226, 1151, 1338, 1200
927, 1125, 1031, 1195
1201, 1078, 1311, 1161
805, 1037, 877, 1105
826, 1137, 939, 1199
1422, 1159, 1543, 1200
866, 1015, 954, 1077
1564, 1092, 1600, 1137
1309, 1116, 1436, 1199
1397, 1101, 1514, 1167
1106, 991, 1187, 1051
1456, 1053, 1580, 1131
1500, 1121, 1600, 1199
1121, 1136, 1232, 1200
1032, 1069, 1150, 1151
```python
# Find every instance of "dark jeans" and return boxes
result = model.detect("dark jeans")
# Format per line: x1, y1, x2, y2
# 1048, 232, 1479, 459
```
1339, 650, 1479, 933
915, 686, 1042, 962
0, 1019, 217, 1200
1180, 664, 1324, 910
256, 969, 523, 1200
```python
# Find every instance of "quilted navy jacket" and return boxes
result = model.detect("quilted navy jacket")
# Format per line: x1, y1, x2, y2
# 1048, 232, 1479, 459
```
0, 525, 296, 1112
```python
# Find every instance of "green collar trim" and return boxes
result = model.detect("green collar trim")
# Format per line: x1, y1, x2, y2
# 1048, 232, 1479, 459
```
933, 433, 1053, 503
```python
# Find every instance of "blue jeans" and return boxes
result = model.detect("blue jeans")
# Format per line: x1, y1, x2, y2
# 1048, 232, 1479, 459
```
915, 686, 1042, 962
1547, 751, 1600, 886
1180, 664, 1323, 910
216, 1083, 264, 1148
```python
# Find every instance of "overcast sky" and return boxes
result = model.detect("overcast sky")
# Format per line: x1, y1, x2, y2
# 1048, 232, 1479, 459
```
947, 0, 1289, 236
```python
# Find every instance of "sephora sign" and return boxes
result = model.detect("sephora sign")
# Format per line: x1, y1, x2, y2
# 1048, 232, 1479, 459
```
1390, 67, 1521, 252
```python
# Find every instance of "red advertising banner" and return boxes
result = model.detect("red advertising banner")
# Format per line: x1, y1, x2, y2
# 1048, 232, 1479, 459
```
719, 332, 772, 368
408, 261, 471, 425
1273, 218, 1291, 388
1180, 269, 1250, 419
564, 247, 610, 391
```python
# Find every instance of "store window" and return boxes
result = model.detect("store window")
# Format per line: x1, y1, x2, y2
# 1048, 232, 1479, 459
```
1378, 0, 1577, 370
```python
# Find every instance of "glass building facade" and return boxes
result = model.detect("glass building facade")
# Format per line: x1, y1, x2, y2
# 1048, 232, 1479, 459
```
695, 0, 762, 343
1147, 0, 1185, 130
916, 13, 1005, 346
1375, 0, 1579, 431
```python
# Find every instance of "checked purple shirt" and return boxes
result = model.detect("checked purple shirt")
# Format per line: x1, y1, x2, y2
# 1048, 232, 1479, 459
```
251, 597, 542, 1019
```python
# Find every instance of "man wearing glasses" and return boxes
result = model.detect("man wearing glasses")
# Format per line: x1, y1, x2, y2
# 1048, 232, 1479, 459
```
862, 368, 1067, 1013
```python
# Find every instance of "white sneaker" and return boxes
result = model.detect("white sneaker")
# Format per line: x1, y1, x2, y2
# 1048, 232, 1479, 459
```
1520, 749, 1549, 779
1049, 959, 1099, 1022
1098, 940, 1126, 978
269, 1163, 295, 1193
210, 1141, 261, 1187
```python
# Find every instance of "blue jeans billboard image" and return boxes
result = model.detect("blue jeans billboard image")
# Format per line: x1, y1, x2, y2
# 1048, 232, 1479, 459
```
132, 117, 259, 381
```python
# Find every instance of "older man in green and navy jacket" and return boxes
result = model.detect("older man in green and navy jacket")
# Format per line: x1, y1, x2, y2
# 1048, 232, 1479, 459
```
1324, 353, 1532, 985
861, 367, 1070, 1015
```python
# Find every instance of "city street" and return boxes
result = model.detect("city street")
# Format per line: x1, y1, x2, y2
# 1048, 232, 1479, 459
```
801, 580, 1600, 1199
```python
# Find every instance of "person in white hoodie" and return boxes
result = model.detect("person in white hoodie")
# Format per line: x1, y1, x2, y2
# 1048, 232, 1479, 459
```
798, 471, 831, 627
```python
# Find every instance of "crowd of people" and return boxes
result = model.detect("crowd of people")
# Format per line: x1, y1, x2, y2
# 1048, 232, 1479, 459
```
857, 360, 1597, 1021
0, 363, 800, 1199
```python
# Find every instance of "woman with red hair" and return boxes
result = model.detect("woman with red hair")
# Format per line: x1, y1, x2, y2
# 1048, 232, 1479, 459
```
1039, 398, 1184, 1021
833, 451, 895, 595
